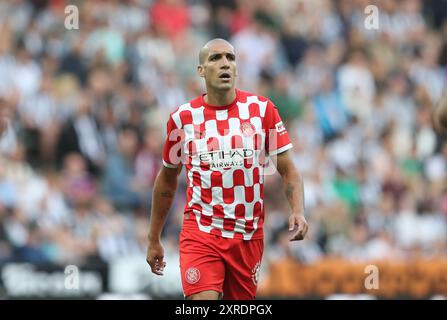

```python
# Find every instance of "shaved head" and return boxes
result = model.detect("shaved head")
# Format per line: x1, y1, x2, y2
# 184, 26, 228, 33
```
199, 38, 234, 64
197, 38, 237, 94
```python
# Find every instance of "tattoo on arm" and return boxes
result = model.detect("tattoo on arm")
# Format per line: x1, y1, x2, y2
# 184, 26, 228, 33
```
286, 183, 294, 202
160, 191, 175, 198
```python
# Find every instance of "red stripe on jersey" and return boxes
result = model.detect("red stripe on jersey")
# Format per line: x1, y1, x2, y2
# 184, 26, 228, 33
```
254, 201, 263, 217
244, 158, 253, 169
213, 204, 225, 219
186, 187, 193, 205
207, 137, 220, 151
192, 170, 201, 187
231, 135, 243, 148
245, 186, 254, 202
210, 171, 222, 186
253, 167, 260, 184
201, 187, 212, 204
203, 108, 217, 120
235, 203, 245, 220
245, 219, 254, 234
248, 103, 261, 117
199, 163, 210, 171
232, 169, 245, 186
179, 110, 192, 126
199, 214, 212, 227
190, 203, 202, 215
223, 218, 235, 232
217, 120, 229, 136
223, 187, 235, 204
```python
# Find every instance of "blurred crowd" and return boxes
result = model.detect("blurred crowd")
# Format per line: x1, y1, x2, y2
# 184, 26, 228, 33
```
0, 0, 447, 268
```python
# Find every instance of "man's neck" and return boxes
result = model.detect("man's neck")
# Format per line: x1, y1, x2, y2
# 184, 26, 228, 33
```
204, 88, 236, 106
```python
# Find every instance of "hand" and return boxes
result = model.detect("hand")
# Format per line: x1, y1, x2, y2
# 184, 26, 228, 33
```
288, 213, 308, 241
146, 240, 166, 275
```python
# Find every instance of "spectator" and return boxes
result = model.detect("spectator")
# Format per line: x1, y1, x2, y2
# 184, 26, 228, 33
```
313, 73, 350, 141
57, 94, 105, 174
268, 71, 303, 124
102, 127, 141, 210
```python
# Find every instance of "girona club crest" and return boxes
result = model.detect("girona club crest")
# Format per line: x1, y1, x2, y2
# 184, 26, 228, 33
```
240, 122, 256, 137
251, 261, 261, 285
185, 267, 200, 284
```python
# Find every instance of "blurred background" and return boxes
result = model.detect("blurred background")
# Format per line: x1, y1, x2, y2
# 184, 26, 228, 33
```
1, 0, 447, 299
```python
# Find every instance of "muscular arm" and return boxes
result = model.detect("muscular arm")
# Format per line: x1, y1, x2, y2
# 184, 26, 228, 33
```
147, 165, 181, 275
274, 150, 308, 241
148, 165, 181, 241
433, 90, 447, 134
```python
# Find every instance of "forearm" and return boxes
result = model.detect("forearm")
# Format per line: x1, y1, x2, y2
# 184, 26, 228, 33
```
281, 167, 305, 215
148, 168, 179, 242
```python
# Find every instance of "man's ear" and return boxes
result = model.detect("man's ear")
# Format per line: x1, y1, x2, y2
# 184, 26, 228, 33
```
197, 65, 205, 78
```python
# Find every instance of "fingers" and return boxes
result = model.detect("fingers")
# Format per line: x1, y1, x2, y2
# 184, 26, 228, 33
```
300, 222, 309, 240
146, 256, 166, 276
297, 221, 308, 240
154, 258, 166, 275
289, 228, 304, 241
289, 216, 309, 241
288, 215, 300, 241
288, 215, 296, 232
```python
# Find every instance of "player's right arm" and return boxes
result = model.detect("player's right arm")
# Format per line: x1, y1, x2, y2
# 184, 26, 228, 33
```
147, 113, 184, 275
146, 165, 181, 275
433, 89, 447, 134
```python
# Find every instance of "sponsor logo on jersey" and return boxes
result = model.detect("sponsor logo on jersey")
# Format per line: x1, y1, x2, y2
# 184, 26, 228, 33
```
275, 121, 285, 133
198, 148, 254, 169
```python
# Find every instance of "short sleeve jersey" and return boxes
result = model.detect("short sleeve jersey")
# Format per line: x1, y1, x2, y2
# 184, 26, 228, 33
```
162, 89, 292, 240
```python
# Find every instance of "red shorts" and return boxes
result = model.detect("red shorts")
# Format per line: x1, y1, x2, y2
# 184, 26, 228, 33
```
179, 228, 264, 300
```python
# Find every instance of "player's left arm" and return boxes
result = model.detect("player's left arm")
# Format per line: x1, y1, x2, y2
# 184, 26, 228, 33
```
274, 150, 308, 241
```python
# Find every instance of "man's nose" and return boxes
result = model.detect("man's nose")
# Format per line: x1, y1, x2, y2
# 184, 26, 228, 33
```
220, 57, 230, 68
220, 60, 230, 70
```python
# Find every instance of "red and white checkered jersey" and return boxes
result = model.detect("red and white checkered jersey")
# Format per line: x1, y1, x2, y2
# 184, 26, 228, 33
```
162, 89, 292, 240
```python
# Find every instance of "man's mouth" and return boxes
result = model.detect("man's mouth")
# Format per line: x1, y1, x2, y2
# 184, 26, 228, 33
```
219, 72, 231, 80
